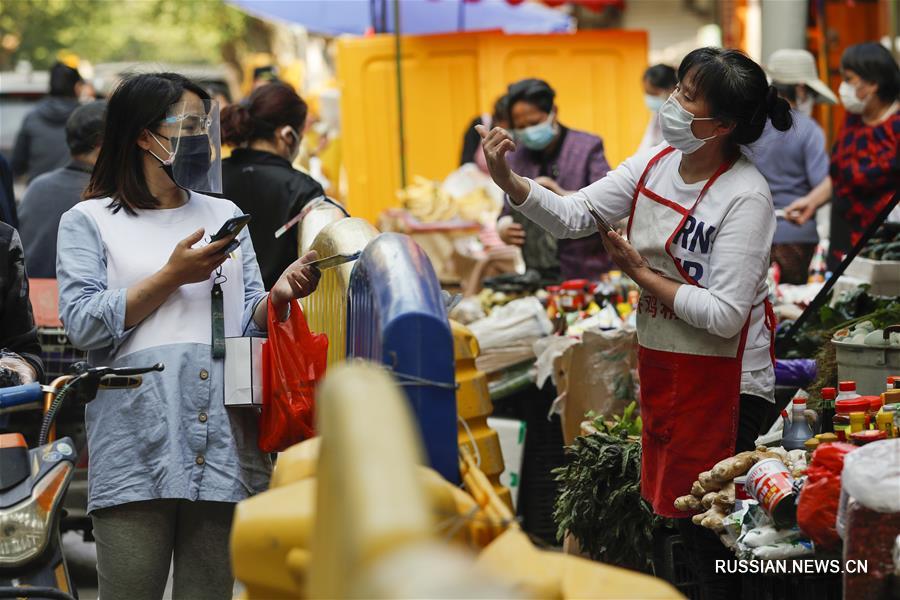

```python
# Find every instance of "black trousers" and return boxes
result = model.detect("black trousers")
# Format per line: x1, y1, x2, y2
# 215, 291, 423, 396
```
676, 394, 770, 600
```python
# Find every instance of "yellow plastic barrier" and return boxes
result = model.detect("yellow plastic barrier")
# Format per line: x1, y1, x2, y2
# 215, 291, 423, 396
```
337, 30, 648, 224
452, 320, 512, 509
299, 218, 378, 366
297, 199, 348, 255
231, 362, 684, 600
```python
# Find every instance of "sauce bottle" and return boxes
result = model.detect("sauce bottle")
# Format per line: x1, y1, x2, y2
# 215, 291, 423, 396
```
782, 397, 815, 450
849, 412, 867, 435
819, 387, 836, 434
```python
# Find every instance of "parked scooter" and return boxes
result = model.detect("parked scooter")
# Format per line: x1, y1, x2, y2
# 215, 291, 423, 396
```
0, 362, 164, 600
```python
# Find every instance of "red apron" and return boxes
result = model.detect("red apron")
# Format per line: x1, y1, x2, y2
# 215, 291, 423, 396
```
627, 146, 769, 518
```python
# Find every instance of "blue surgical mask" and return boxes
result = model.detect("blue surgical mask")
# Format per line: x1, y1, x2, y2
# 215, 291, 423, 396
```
644, 94, 665, 112
514, 113, 557, 151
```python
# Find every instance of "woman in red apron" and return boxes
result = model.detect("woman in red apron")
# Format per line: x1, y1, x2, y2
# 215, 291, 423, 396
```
478, 47, 792, 598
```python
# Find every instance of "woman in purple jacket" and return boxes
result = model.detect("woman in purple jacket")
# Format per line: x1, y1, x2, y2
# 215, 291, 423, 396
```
496, 78, 612, 282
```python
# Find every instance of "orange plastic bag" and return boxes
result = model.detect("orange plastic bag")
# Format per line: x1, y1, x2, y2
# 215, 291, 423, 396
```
259, 297, 328, 453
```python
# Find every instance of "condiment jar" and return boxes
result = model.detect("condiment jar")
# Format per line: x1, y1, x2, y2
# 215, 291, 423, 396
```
849, 412, 867, 434
876, 412, 895, 438
862, 395, 884, 429
834, 397, 870, 441
850, 429, 887, 446
559, 279, 589, 312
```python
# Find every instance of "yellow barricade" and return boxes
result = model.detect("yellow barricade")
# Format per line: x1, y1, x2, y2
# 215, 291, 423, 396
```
451, 320, 512, 509
300, 218, 378, 366
297, 198, 348, 255
338, 30, 648, 223
231, 362, 684, 599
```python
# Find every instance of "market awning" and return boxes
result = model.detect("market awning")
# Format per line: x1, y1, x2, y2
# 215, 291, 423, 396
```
228, 0, 574, 36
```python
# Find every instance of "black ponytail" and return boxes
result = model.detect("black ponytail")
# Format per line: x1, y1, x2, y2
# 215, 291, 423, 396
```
678, 47, 793, 146
766, 85, 793, 132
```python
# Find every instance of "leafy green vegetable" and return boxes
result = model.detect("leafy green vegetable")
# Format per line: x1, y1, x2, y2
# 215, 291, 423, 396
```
552, 430, 669, 571
586, 401, 643, 437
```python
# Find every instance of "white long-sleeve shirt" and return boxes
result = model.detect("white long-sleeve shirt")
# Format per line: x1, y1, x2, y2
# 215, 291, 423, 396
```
514, 144, 776, 401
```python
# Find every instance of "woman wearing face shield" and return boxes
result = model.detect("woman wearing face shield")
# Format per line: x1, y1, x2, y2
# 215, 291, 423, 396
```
55, 72, 320, 600
747, 49, 836, 284
220, 83, 326, 289
495, 78, 612, 282
479, 48, 792, 597
786, 42, 899, 271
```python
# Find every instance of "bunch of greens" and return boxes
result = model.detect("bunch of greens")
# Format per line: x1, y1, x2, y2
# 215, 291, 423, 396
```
552, 429, 667, 572
587, 401, 642, 437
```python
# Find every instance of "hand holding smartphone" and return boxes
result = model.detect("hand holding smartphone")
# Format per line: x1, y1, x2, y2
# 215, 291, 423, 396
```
209, 214, 252, 254
583, 199, 614, 234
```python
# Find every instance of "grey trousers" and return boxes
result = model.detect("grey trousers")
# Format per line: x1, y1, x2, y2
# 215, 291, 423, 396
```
91, 499, 235, 600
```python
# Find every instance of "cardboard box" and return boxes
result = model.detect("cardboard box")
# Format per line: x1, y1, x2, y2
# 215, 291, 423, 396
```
224, 337, 266, 407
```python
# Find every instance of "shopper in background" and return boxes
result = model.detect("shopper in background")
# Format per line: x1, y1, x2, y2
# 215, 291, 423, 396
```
480, 47, 792, 598
460, 95, 510, 167
785, 42, 899, 270
496, 78, 611, 282
19, 100, 106, 278
220, 83, 325, 289
12, 62, 85, 183
0, 155, 16, 227
56, 72, 320, 600
0, 221, 44, 389
637, 64, 678, 153
206, 82, 232, 109
749, 49, 835, 284
251, 65, 280, 90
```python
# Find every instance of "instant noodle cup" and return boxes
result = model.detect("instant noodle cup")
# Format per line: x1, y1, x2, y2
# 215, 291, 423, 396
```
746, 458, 797, 528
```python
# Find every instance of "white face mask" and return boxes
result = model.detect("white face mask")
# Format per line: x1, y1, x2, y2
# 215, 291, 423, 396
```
796, 95, 814, 117
644, 94, 665, 113
659, 95, 717, 154
839, 81, 868, 114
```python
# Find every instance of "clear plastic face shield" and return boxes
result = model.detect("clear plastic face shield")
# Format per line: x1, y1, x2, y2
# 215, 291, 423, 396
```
148, 98, 222, 194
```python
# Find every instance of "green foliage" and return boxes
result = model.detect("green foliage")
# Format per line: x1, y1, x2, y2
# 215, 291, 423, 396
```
0, 0, 254, 70
552, 430, 668, 572
588, 400, 642, 437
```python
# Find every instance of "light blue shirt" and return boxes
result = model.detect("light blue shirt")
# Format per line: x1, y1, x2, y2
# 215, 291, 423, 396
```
745, 110, 829, 245
56, 193, 272, 512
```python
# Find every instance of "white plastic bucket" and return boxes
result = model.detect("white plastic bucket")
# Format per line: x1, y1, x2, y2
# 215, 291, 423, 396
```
832, 339, 900, 396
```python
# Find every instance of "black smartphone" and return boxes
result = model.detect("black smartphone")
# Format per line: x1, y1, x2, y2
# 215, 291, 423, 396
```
583, 199, 614, 234
210, 214, 252, 253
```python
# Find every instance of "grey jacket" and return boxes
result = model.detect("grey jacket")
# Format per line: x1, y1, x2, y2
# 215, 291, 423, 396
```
18, 160, 92, 278
12, 97, 80, 183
